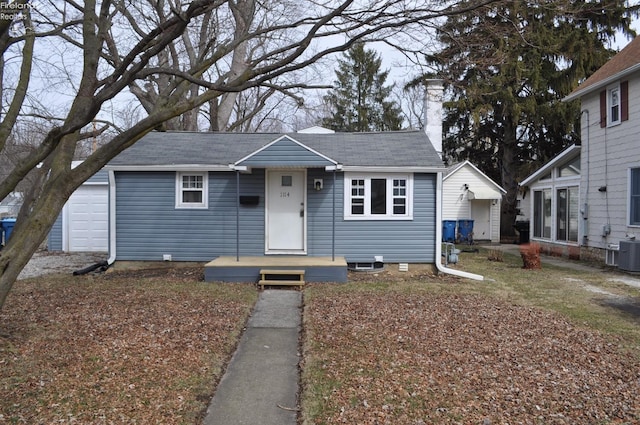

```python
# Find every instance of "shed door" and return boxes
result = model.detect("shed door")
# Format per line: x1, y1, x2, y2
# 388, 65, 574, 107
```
66, 185, 108, 252
471, 200, 491, 241
266, 170, 306, 253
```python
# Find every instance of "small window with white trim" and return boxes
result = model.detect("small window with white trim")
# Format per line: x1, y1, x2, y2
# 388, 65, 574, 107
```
176, 172, 208, 209
345, 174, 413, 220
608, 85, 620, 125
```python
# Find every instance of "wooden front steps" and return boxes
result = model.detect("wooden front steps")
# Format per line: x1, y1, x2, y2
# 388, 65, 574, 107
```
258, 269, 305, 289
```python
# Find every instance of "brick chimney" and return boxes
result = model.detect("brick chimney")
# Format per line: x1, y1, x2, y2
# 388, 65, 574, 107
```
423, 79, 444, 158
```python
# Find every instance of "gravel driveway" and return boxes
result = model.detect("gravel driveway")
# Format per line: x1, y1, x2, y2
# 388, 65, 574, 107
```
19, 251, 108, 280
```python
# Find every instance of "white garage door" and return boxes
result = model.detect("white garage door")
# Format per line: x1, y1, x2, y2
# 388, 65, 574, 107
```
66, 184, 108, 252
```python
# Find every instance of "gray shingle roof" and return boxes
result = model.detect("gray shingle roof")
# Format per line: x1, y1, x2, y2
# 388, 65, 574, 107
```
109, 130, 444, 168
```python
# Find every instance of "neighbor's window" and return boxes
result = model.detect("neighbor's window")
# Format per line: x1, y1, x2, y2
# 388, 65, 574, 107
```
176, 172, 208, 209
631, 168, 640, 226
556, 187, 579, 242
345, 174, 413, 219
558, 156, 580, 178
609, 86, 620, 125
533, 189, 552, 239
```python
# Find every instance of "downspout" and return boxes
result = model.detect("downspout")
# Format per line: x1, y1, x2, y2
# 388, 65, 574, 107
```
236, 170, 240, 262
326, 164, 342, 261
435, 171, 484, 280
581, 109, 589, 246
107, 169, 117, 266
332, 168, 336, 261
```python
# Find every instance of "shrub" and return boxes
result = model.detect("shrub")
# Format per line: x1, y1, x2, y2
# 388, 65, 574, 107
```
520, 243, 541, 269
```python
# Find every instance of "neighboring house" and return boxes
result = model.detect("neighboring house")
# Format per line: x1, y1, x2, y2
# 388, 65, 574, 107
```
523, 36, 640, 266
103, 129, 446, 281
48, 163, 109, 252
519, 145, 581, 256
443, 161, 505, 243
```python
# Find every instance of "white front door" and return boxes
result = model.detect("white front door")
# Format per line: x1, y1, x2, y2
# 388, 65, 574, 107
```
266, 170, 306, 253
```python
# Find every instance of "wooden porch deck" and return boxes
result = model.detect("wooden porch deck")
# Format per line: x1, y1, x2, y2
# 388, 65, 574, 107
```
204, 256, 348, 283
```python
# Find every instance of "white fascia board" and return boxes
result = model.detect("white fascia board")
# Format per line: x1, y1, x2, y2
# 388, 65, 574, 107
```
520, 145, 581, 187
563, 63, 640, 102
340, 165, 446, 173
104, 164, 231, 172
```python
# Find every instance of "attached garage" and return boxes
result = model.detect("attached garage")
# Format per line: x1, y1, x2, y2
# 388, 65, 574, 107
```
48, 167, 109, 253
63, 184, 108, 251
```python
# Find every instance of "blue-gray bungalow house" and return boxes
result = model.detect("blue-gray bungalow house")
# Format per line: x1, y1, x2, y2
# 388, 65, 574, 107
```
102, 128, 447, 282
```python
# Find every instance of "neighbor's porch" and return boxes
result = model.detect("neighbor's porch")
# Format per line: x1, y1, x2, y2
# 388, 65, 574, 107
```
204, 256, 348, 283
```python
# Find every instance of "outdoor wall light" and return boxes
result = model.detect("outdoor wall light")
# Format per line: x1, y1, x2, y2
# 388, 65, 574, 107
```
314, 179, 323, 191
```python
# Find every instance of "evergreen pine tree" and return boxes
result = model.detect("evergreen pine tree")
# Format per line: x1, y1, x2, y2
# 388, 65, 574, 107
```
427, 0, 638, 236
323, 43, 404, 132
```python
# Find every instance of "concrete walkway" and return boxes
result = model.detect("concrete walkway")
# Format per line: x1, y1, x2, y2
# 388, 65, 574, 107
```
203, 290, 301, 425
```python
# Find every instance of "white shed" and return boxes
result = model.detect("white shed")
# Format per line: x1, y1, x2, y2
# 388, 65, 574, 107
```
443, 161, 506, 243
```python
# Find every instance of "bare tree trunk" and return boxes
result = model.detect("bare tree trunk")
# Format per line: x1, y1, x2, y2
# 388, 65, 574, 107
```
215, 0, 254, 130
500, 119, 519, 238
0, 131, 78, 307
0, 187, 71, 307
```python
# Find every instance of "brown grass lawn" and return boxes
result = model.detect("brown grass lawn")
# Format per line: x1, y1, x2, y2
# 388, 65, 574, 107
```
301, 250, 640, 424
0, 267, 257, 424
3, 249, 640, 424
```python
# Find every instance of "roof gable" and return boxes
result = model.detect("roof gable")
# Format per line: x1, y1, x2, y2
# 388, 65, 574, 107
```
235, 135, 337, 168
520, 145, 581, 186
444, 160, 506, 194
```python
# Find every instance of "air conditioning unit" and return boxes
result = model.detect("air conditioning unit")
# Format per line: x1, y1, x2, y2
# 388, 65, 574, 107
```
618, 241, 640, 272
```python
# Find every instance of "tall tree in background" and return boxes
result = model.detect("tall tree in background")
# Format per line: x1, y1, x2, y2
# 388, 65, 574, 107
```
323, 43, 404, 131
427, 0, 638, 236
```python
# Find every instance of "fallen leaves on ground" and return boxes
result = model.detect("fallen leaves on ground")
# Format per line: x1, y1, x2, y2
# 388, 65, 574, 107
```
303, 289, 640, 424
0, 268, 256, 424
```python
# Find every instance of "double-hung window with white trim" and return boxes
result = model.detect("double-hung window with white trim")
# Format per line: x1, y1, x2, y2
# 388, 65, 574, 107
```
608, 85, 621, 126
344, 174, 413, 220
176, 172, 208, 209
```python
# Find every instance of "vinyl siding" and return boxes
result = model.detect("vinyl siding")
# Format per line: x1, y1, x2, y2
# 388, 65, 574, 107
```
238, 137, 335, 167
443, 169, 472, 221
307, 170, 437, 262
48, 215, 63, 251
115, 169, 437, 263
580, 73, 640, 250
115, 171, 265, 261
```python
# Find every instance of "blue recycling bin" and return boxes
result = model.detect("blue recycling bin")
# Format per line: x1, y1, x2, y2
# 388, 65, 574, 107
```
457, 219, 474, 243
442, 220, 456, 242
1, 218, 16, 245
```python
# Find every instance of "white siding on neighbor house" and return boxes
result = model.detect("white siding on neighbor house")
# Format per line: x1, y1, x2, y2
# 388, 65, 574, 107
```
443, 163, 503, 242
580, 73, 640, 251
